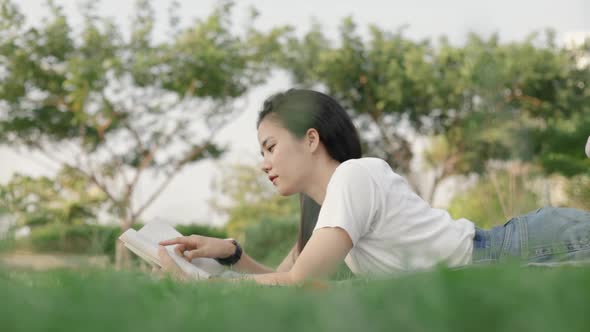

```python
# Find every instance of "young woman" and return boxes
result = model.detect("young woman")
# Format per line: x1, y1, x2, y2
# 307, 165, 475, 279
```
157, 89, 590, 285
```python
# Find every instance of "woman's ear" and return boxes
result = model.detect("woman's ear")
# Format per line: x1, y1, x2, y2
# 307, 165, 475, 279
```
306, 128, 320, 152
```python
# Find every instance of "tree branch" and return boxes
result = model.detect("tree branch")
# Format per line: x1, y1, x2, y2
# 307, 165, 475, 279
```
131, 104, 230, 221
131, 141, 210, 221
34, 143, 120, 206
103, 141, 131, 186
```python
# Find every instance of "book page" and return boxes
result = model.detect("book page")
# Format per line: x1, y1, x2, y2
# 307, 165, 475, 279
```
139, 223, 225, 276
119, 226, 212, 279
119, 229, 160, 266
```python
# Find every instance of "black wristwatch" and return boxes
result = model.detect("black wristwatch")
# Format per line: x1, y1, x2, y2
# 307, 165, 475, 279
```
215, 239, 242, 266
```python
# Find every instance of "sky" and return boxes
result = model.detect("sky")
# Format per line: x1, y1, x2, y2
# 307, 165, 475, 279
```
0, 0, 588, 226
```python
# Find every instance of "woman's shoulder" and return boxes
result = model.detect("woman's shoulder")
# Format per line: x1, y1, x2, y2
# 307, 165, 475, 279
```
338, 157, 395, 175
333, 158, 400, 185
334, 157, 411, 192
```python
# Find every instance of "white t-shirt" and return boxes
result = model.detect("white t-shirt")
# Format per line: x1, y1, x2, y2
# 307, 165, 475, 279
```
313, 158, 475, 276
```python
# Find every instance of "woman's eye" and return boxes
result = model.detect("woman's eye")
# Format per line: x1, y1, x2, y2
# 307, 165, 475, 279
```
268, 145, 275, 153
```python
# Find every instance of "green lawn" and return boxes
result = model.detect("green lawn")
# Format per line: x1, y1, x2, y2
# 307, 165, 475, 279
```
1, 264, 589, 332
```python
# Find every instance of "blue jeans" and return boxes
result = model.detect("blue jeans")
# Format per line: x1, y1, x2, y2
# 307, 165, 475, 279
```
472, 207, 590, 265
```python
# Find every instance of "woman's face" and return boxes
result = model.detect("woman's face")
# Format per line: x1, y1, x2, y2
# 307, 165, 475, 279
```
257, 117, 313, 196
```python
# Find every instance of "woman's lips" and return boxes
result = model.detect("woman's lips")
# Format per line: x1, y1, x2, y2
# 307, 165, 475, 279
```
269, 175, 278, 184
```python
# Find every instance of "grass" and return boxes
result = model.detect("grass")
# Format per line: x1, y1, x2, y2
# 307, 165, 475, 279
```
1, 264, 590, 332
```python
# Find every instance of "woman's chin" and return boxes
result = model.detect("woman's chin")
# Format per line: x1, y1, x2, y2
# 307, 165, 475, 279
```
276, 186, 297, 196
277, 190, 292, 197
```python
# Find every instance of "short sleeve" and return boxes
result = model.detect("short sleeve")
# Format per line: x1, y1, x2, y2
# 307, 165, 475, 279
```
313, 161, 377, 245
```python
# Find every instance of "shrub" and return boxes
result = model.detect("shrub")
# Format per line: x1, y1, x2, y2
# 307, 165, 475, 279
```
242, 217, 298, 266
176, 224, 227, 239
448, 170, 540, 228
14, 222, 228, 261
24, 223, 121, 257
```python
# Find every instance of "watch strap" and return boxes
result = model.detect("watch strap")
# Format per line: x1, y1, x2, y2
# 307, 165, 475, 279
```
215, 239, 242, 266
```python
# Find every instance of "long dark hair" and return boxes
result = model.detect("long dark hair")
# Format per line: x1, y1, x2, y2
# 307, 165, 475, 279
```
256, 89, 362, 256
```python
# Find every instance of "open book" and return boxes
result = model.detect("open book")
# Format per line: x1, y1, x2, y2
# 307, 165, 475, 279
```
119, 223, 239, 280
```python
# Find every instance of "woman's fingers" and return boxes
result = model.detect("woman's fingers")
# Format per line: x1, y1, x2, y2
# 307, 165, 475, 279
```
157, 246, 169, 261
158, 235, 211, 260
160, 237, 198, 260
158, 236, 187, 246
184, 249, 205, 260
157, 246, 189, 281
158, 246, 179, 270
173, 244, 184, 257
174, 244, 191, 260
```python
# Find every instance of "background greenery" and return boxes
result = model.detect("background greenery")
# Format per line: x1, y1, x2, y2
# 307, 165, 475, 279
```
1, 222, 226, 260
0, 0, 588, 274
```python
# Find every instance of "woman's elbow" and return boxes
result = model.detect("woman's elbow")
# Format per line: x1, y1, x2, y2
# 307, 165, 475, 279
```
288, 270, 307, 284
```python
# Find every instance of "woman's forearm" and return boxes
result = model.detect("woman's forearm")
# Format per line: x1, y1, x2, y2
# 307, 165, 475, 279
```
231, 252, 275, 274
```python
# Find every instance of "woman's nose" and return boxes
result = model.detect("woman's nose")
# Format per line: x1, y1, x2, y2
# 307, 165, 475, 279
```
261, 159, 271, 173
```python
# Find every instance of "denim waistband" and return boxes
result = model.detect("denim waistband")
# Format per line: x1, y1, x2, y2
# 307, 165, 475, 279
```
472, 224, 508, 264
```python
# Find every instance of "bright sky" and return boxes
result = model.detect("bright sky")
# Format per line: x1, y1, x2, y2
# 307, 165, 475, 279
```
1, 0, 588, 225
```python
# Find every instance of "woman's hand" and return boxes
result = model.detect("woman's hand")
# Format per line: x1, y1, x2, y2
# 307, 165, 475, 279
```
158, 235, 235, 261
155, 246, 189, 281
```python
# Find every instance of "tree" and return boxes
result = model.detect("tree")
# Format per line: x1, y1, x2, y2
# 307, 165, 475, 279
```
0, 0, 286, 266
280, 21, 590, 204
280, 19, 474, 198
284, 18, 434, 187
425, 32, 590, 203
209, 162, 299, 265
565, 175, 590, 211
0, 168, 107, 229
209, 163, 299, 240
447, 167, 541, 228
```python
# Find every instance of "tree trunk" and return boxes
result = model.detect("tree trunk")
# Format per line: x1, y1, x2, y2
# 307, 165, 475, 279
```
115, 240, 130, 269
115, 217, 134, 269
427, 173, 442, 205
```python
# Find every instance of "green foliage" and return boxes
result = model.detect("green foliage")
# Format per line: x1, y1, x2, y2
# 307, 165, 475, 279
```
209, 162, 305, 267
175, 223, 227, 239
19, 223, 122, 258
565, 175, 590, 211
424, 34, 590, 179
448, 169, 541, 228
538, 113, 590, 177
0, 169, 107, 228
210, 163, 299, 239
0, 0, 275, 144
242, 217, 298, 266
11, 222, 227, 259
281, 22, 590, 202
0, 207, 15, 252
0, 0, 286, 242
281, 20, 444, 174
2, 265, 590, 332
0, 236, 15, 252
